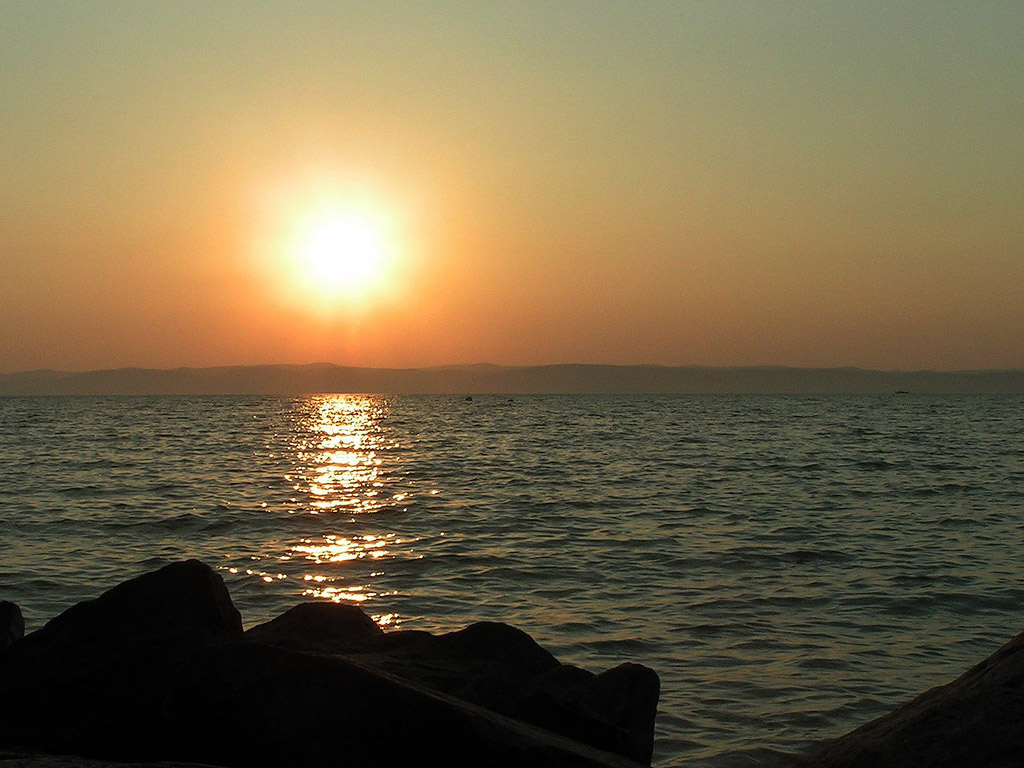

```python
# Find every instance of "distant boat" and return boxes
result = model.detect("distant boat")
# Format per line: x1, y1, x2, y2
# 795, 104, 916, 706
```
894, 389, 911, 395
464, 395, 473, 402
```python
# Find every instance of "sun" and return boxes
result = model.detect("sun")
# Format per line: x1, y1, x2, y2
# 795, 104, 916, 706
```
249, 177, 410, 315
293, 208, 392, 302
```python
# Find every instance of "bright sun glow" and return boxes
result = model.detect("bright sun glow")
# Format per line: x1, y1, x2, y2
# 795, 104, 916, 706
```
292, 207, 393, 302
250, 175, 411, 315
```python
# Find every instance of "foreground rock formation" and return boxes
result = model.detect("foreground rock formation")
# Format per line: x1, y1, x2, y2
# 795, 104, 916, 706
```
9, 559, 1021, 767
800, 629, 1024, 767
242, 603, 658, 763
0, 561, 658, 768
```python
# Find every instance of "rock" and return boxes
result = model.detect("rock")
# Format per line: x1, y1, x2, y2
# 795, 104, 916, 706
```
352, 620, 563, 711
800, 629, 1024, 767
243, 601, 383, 652
0, 601, 24, 649
0, 561, 657, 767
163, 640, 647, 768
493, 662, 659, 763
570, 663, 661, 765
0, 560, 242, 760
245, 610, 559, 671
422, 620, 562, 673
243, 610, 659, 763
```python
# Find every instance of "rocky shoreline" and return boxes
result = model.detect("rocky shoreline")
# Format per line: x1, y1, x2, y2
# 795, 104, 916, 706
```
0, 561, 657, 767
3, 561, 1024, 767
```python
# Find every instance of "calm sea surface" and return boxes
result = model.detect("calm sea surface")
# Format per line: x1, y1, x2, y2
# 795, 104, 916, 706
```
1, 394, 1023, 766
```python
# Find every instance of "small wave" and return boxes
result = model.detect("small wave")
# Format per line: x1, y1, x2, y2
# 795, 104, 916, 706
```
688, 622, 749, 638
750, 594, 833, 609
796, 656, 849, 671
143, 482, 192, 498
792, 462, 824, 472
135, 556, 172, 569
854, 458, 901, 471
69, 458, 129, 470
60, 484, 107, 498
703, 745, 800, 768
879, 590, 1024, 617
584, 636, 657, 653
201, 518, 238, 532
677, 505, 717, 518
716, 548, 852, 569
103, 510, 209, 532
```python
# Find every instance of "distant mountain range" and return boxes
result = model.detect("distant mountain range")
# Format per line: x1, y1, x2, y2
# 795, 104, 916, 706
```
1, 364, 1022, 395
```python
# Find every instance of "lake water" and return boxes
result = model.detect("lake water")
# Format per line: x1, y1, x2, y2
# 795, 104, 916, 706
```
1, 394, 1022, 766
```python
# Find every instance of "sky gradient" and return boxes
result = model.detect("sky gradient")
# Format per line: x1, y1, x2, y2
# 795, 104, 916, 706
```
3, 1, 1022, 373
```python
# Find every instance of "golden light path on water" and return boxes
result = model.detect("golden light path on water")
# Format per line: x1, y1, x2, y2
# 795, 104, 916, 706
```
301, 395, 387, 515
233, 394, 435, 628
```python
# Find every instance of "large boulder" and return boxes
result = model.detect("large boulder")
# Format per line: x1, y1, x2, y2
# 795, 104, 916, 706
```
243, 601, 383, 652
800, 629, 1024, 767
0, 560, 242, 760
243, 604, 660, 763
163, 640, 646, 768
416, 620, 562, 673
567, 662, 661, 764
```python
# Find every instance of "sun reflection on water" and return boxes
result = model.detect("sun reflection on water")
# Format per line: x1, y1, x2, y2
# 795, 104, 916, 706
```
258, 395, 417, 625
291, 532, 401, 563
288, 395, 394, 515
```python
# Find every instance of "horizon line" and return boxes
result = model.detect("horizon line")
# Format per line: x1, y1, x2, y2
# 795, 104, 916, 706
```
6, 361, 1024, 377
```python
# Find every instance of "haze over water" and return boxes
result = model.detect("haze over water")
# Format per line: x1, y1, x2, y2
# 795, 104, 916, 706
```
2, 394, 1022, 766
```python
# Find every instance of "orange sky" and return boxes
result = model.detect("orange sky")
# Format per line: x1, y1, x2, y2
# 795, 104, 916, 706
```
2, 2, 1022, 373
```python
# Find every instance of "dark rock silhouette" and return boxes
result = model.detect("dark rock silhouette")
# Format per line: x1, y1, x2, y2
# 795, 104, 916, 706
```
7, 559, 1024, 767
0, 562, 656, 768
800, 629, 1024, 767
164, 641, 646, 768
0, 601, 24, 649
0, 560, 242, 759
243, 605, 660, 763
243, 600, 383, 652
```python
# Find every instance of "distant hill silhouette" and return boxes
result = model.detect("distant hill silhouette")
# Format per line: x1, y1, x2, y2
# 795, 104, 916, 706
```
1, 364, 1022, 395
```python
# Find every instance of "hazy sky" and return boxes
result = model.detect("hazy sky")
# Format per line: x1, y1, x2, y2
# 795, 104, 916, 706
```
2, 1, 1022, 373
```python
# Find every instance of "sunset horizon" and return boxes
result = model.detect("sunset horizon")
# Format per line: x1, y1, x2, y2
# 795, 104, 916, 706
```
3, 360, 1022, 397
3, 3, 1022, 376
8, 358, 1024, 375
3, 6, 1024, 763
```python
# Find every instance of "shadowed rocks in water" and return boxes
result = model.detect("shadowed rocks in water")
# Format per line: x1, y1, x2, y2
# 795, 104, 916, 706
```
7, 559, 1024, 767
800, 629, 1024, 767
0, 561, 657, 768
164, 641, 648, 768
243, 605, 660, 764
0, 601, 24, 649
0, 560, 242, 760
